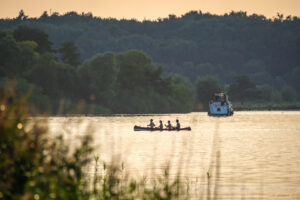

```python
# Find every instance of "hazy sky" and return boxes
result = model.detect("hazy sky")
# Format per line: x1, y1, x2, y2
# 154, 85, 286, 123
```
1, 0, 300, 20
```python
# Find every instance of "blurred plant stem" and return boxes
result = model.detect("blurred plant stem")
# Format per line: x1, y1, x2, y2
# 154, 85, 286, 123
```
0, 87, 189, 200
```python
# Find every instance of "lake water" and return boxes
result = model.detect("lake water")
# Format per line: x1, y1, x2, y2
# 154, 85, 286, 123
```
48, 111, 300, 199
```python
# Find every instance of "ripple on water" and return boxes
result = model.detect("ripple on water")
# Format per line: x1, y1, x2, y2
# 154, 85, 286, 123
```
47, 111, 300, 199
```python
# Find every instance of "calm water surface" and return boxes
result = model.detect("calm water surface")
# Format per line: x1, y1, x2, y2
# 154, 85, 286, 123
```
48, 111, 300, 199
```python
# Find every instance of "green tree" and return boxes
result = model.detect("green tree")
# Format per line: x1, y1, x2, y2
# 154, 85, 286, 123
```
0, 31, 40, 77
195, 76, 222, 110
113, 50, 163, 113
78, 52, 117, 107
27, 53, 60, 97
17, 40, 39, 75
255, 84, 283, 102
0, 31, 22, 77
27, 53, 77, 104
169, 75, 195, 112
288, 67, 300, 93
281, 85, 297, 102
16, 9, 28, 21
116, 49, 154, 89
242, 59, 266, 73
58, 41, 81, 67
13, 26, 53, 53
228, 75, 256, 104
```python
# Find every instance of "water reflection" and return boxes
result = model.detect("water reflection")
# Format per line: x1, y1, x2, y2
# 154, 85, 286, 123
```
48, 111, 300, 199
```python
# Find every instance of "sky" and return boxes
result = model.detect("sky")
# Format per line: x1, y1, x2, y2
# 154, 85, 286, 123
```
1, 0, 300, 20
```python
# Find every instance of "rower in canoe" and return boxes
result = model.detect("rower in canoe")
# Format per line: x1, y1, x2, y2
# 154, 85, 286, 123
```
165, 120, 173, 130
159, 120, 163, 130
176, 119, 180, 130
134, 119, 191, 131
148, 119, 155, 129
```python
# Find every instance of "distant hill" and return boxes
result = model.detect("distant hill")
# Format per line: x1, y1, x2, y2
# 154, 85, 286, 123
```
1, 10, 300, 91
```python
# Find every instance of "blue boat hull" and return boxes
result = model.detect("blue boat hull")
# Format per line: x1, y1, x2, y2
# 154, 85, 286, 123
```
208, 102, 234, 116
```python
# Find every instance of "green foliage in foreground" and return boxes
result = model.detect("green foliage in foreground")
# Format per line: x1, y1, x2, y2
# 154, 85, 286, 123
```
0, 89, 188, 200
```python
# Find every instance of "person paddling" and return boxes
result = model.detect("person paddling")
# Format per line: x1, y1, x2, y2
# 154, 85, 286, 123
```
148, 119, 155, 129
176, 119, 181, 130
165, 120, 172, 130
159, 120, 163, 130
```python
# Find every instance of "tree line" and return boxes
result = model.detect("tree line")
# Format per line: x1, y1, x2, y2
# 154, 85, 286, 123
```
0, 14, 299, 113
0, 10, 299, 95
195, 75, 297, 110
0, 27, 195, 114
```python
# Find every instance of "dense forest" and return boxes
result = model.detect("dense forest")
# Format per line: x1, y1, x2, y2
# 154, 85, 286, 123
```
0, 10, 299, 113
0, 28, 194, 114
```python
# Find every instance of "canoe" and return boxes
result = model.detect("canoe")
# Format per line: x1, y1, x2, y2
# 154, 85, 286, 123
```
134, 125, 191, 131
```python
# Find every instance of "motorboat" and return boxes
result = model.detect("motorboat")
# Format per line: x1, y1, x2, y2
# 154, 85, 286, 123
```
208, 93, 234, 116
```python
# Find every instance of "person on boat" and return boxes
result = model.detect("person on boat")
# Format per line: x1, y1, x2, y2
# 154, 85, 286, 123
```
159, 120, 163, 130
176, 119, 181, 130
165, 120, 172, 130
148, 119, 155, 129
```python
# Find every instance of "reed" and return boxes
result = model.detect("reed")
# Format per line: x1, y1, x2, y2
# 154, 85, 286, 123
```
0, 87, 228, 199
0, 88, 192, 200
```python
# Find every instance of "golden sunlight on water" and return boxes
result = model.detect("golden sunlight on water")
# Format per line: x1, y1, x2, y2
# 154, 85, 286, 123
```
48, 111, 300, 199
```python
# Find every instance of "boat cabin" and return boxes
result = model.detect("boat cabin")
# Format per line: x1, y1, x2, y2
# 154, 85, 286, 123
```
208, 93, 234, 116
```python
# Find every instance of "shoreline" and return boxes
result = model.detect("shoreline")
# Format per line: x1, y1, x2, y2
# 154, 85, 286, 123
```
233, 104, 300, 111
29, 108, 300, 117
